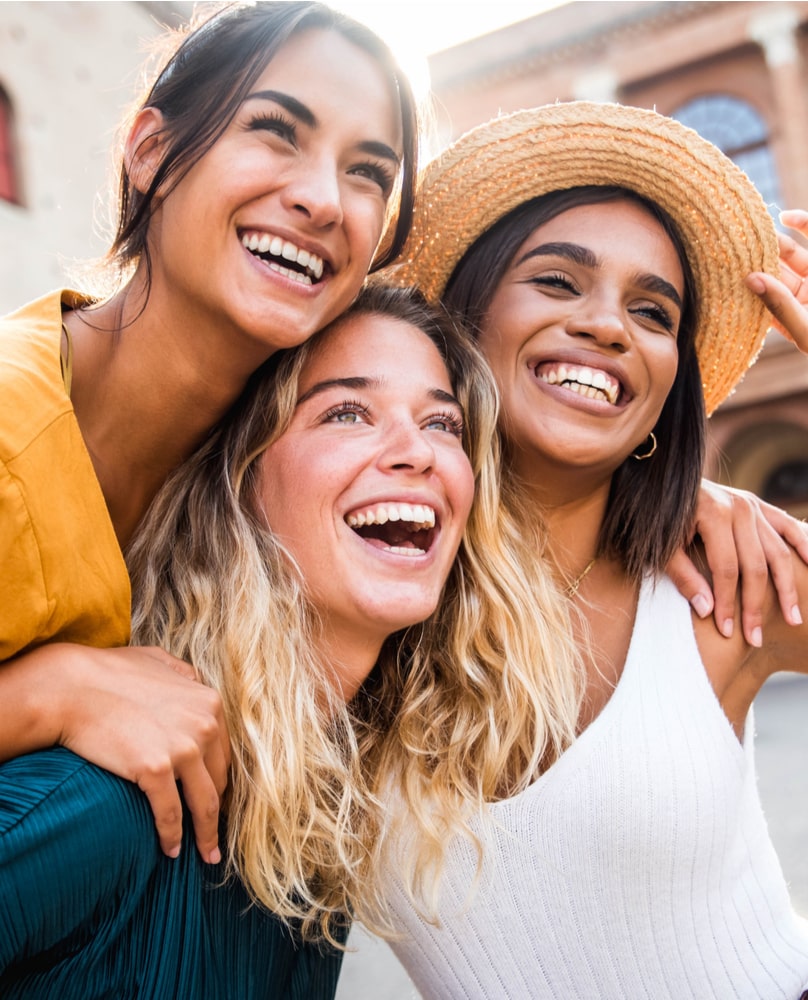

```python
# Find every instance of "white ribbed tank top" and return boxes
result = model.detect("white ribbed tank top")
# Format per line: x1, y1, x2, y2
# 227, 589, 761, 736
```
384, 575, 808, 999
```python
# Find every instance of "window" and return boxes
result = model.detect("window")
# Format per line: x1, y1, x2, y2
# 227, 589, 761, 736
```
0, 87, 20, 205
671, 95, 781, 218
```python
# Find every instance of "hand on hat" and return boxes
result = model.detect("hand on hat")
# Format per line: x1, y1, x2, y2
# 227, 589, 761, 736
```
746, 208, 808, 353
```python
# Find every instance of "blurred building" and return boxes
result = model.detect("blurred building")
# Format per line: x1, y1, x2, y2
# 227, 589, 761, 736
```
429, 0, 808, 512
0, 1, 191, 308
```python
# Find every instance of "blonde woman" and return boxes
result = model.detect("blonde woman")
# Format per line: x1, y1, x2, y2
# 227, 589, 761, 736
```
0, 285, 580, 998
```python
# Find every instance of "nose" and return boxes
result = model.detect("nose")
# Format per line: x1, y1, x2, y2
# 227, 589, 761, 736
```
282, 154, 344, 229
565, 292, 630, 352
380, 419, 436, 475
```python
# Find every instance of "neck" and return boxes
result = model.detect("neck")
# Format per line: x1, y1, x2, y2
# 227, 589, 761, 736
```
314, 625, 386, 704
65, 276, 264, 547
512, 453, 613, 584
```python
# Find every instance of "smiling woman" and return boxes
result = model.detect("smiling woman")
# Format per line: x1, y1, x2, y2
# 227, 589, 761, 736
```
0, 0, 419, 867
0, 283, 581, 997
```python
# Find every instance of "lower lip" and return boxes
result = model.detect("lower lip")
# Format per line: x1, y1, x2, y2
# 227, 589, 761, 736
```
348, 528, 437, 565
532, 373, 622, 412
243, 245, 323, 293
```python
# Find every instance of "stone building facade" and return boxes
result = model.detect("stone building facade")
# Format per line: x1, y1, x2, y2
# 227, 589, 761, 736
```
427, 0, 808, 512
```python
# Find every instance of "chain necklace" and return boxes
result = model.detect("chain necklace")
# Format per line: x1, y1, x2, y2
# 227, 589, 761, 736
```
565, 557, 597, 597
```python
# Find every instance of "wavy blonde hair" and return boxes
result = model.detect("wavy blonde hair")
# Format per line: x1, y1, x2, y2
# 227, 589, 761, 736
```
127, 284, 582, 941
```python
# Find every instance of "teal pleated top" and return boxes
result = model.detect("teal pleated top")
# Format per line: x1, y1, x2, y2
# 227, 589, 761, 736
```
0, 748, 346, 998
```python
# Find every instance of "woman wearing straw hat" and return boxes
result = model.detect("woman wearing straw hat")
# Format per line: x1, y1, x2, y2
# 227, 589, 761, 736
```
379, 102, 808, 999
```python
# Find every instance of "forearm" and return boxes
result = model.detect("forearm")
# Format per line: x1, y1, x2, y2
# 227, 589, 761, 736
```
0, 645, 71, 760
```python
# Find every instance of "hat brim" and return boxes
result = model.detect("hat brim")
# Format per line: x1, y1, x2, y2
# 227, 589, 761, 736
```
386, 102, 779, 415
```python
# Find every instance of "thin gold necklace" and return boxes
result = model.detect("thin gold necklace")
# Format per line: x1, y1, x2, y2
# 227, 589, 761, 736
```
565, 557, 597, 597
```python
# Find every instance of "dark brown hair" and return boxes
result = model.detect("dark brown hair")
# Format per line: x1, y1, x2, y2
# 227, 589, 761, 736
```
111, 2, 418, 282
443, 185, 706, 582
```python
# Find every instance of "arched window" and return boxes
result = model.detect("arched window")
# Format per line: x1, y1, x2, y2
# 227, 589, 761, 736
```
671, 95, 781, 218
0, 87, 20, 205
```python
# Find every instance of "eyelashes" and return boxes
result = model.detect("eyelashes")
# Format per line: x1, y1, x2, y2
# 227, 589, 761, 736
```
322, 399, 464, 437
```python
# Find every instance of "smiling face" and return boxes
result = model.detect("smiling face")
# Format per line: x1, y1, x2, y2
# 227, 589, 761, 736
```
479, 198, 684, 495
143, 27, 403, 372
255, 311, 475, 696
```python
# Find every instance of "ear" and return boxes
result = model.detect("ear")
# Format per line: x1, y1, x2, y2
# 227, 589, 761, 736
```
124, 107, 167, 195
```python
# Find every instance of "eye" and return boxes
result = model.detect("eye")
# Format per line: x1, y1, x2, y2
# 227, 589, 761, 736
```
527, 272, 579, 295
349, 160, 396, 198
424, 410, 464, 438
630, 301, 676, 332
322, 400, 371, 425
247, 111, 298, 146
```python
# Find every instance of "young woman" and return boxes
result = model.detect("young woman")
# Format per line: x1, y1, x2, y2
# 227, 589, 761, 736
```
0, 1, 418, 863
381, 102, 808, 998
0, 285, 580, 997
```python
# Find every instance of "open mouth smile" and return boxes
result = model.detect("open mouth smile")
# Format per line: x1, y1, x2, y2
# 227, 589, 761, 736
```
346, 502, 437, 557
535, 361, 621, 405
241, 230, 326, 285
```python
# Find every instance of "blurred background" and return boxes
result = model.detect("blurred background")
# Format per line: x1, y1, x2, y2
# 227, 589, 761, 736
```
2, 4, 806, 997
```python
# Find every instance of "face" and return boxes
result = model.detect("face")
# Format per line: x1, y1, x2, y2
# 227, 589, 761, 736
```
256, 313, 475, 696
142, 28, 403, 372
479, 199, 684, 490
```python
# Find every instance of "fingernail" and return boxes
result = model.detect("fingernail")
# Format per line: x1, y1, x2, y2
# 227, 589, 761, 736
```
746, 274, 765, 295
792, 605, 803, 626
721, 618, 734, 638
208, 847, 221, 865
168, 845, 181, 859
691, 593, 711, 618
750, 626, 763, 648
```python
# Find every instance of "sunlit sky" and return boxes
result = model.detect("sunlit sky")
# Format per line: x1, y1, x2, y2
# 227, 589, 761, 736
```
330, 1, 565, 95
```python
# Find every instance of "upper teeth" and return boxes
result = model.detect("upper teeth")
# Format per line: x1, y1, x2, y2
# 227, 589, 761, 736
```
539, 364, 619, 405
347, 503, 436, 529
241, 232, 324, 280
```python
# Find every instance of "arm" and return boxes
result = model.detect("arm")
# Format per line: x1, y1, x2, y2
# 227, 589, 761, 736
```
0, 643, 229, 863
670, 211, 808, 643
667, 481, 808, 646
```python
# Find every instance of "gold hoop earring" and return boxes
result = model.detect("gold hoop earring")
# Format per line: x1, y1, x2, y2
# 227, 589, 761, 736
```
631, 432, 657, 461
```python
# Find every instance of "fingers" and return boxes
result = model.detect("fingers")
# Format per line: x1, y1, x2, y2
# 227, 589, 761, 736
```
134, 695, 228, 864
136, 760, 187, 859
665, 549, 714, 620
52, 644, 232, 863
746, 271, 808, 347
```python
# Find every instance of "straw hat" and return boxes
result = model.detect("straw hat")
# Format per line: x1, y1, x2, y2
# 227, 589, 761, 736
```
386, 101, 779, 415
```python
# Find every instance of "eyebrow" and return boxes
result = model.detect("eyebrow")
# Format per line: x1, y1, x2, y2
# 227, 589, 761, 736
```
296, 376, 461, 409
245, 89, 401, 167
518, 241, 683, 311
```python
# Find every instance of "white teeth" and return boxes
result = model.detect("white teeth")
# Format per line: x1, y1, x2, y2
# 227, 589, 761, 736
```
538, 363, 619, 405
385, 544, 427, 557
241, 232, 325, 280
346, 503, 436, 530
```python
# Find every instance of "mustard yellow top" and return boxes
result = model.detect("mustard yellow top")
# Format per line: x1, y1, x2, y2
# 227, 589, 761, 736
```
0, 290, 130, 659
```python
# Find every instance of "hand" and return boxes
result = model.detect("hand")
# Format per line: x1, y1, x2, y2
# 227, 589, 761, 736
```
666, 480, 807, 645
15, 643, 230, 863
746, 208, 808, 352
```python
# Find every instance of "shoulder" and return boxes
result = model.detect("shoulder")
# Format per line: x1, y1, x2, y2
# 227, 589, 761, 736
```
0, 748, 160, 972
0, 290, 85, 459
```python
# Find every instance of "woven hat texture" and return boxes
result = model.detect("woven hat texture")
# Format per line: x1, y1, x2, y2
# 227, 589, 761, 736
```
387, 102, 779, 415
